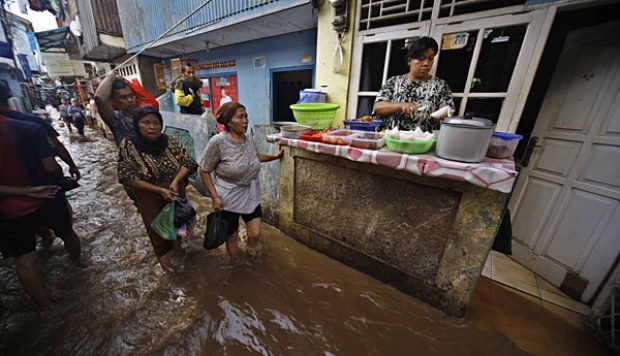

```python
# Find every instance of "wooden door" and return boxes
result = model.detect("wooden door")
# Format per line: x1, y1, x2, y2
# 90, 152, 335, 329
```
509, 21, 620, 302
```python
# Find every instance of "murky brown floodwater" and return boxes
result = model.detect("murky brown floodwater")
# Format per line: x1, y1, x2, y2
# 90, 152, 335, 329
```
0, 113, 535, 355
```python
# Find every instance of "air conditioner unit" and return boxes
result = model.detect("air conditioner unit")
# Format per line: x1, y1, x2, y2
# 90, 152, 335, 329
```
8, 97, 25, 112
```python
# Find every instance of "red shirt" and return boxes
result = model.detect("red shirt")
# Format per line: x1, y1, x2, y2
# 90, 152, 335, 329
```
0, 118, 57, 220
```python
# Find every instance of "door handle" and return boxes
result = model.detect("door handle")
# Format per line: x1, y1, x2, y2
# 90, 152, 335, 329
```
521, 136, 538, 168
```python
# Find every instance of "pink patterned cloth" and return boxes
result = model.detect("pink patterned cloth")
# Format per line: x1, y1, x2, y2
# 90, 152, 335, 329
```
267, 134, 518, 193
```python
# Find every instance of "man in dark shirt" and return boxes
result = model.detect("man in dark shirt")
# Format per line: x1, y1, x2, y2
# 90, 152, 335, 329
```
94, 72, 137, 146
94, 72, 141, 203
0, 118, 82, 309
173, 63, 204, 115
0, 80, 80, 181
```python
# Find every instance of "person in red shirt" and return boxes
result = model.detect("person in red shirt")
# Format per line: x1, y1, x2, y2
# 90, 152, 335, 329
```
0, 118, 82, 310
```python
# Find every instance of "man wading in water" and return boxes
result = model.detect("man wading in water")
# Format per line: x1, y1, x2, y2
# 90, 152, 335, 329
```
95, 72, 140, 203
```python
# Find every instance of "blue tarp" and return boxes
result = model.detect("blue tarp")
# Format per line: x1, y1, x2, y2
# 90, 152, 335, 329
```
0, 41, 12, 59
28, 32, 38, 52
34, 26, 70, 51
19, 54, 32, 78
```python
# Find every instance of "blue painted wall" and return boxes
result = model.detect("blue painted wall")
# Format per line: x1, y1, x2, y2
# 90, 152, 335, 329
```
170, 29, 317, 126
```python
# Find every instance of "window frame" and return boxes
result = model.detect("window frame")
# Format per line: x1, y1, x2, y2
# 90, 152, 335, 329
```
348, 1, 551, 132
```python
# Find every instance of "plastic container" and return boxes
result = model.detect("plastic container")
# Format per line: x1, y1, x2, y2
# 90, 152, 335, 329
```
347, 132, 385, 150
343, 119, 382, 132
298, 89, 326, 104
300, 130, 326, 142
486, 132, 523, 159
385, 136, 436, 154
290, 103, 340, 130
322, 129, 358, 145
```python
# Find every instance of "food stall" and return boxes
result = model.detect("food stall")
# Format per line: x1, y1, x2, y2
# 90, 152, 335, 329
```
268, 130, 518, 318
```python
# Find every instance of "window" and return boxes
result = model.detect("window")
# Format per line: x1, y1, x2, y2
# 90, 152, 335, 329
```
436, 24, 526, 123
472, 25, 526, 93
350, 2, 544, 131
354, 34, 425, 118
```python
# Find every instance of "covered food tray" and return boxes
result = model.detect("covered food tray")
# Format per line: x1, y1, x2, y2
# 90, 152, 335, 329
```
300, 130, 327, 142
486, 132, 523, 159
347, 132, 385, 149
322, 129, 359, 145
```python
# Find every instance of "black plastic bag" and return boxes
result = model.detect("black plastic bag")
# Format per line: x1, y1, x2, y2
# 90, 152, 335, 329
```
174, 197, 196, 228
203, 211, 228, 250
58, 176, 80, 191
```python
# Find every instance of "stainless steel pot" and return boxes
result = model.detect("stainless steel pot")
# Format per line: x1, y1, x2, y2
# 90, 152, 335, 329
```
435, 114, 494, 163
280, 125, 311, 139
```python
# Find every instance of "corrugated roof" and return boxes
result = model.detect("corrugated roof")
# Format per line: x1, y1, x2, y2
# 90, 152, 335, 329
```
35, 26, 71, 52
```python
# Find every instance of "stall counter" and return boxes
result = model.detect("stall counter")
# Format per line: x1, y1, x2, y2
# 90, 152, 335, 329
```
271, 134, 517, 318
267, 135, 517, 193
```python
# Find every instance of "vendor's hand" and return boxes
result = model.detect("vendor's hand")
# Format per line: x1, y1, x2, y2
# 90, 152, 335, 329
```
400, 103, 418, 115
212, 196, 224, 212
159, 187, 178, 202
275, 145, 284, 160
169, 180, 179, 194
432, 105, 454, 122
24, 185, 60, 199
69, 165, 81, 180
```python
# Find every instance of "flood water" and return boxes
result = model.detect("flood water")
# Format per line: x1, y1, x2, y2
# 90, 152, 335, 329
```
0, 115, 533, 355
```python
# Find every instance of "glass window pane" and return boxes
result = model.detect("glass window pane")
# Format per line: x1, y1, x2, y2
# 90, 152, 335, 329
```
436, 31, 479, 93
464, 98, 504, 124
359, 42, 387, 92
387, 38, 417, 79
356, 96, 376, 118
452, 97, 463, 114
472, 25, 527, 92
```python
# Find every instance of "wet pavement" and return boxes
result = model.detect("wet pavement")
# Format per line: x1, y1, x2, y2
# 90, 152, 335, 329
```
0, 110, 608, 355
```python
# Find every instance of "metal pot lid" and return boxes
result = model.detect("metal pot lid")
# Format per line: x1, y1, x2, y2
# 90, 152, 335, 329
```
442, 113, 494, 129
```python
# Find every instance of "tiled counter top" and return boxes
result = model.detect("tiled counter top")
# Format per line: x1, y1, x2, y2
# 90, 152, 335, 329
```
267, 134, 518, 193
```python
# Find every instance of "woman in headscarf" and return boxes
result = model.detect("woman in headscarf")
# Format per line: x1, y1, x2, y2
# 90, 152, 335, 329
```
199, 102, 282, 257
117, 105, 197, 272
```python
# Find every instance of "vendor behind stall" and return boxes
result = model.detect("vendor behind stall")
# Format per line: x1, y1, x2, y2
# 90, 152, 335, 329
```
373, 37, 454, 132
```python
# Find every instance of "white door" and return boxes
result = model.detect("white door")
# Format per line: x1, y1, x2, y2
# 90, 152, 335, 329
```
509, 21, 620, 302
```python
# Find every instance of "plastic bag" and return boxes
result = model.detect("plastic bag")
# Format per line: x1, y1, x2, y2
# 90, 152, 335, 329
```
58, 176, 80, 191
174, 197, 196, 228
150, 201, 177, 241
203, 211, 228, 250
124, 78, 160, 110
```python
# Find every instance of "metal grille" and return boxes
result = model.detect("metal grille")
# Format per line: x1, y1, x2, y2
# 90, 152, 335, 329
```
358, 0, 526, 31
359, 0, 434, 31
438, 0, 526, 18
588, 280, 620, 354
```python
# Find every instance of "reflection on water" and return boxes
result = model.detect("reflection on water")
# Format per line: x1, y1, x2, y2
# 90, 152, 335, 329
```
0, 122, 528, 355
